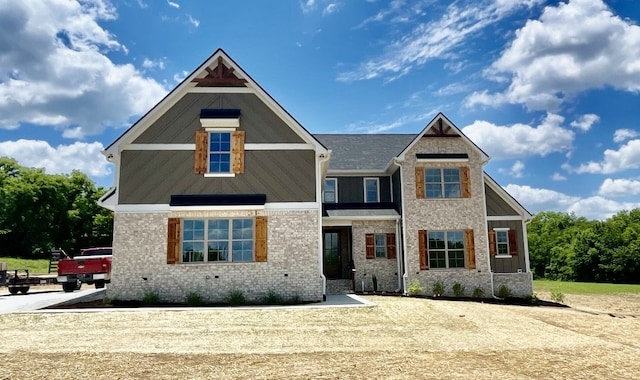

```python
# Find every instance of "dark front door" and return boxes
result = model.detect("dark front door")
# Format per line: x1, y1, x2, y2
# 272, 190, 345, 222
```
323, 231, 341, 279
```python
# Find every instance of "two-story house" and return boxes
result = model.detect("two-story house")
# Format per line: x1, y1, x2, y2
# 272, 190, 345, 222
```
99, 49, 532, 303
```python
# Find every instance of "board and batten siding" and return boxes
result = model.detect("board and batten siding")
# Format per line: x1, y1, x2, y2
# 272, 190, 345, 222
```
488, 220, 527, 273
132, 93, 305, 144
485, 184, 520, 216
119, 150, 316, 204
335, 176, 392, 203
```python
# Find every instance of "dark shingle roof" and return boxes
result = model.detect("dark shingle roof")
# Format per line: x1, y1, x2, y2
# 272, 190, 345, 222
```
314, 134, 416, 171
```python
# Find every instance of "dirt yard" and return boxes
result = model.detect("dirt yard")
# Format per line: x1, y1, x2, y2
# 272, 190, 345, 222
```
1, 294, 639, 379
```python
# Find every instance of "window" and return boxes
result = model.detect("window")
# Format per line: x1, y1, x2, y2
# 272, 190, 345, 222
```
374, 234, 386, 258
364, 178, 379, 203
182, 218, 253, 263
324, 178, 337, 203
425, 168, 460, 198
490, 228, 517, 257
208, 132, 231, 173
496, 230, 509, 255
427, 231, 465, 269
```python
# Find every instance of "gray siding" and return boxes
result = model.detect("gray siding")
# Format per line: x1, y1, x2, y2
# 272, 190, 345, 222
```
133, 93, 305, 144
119, 150, 316, 204
488, 220, 527, 273
335, 176, 392, 203
485, 183, 519, 216
392, 169, 402, 214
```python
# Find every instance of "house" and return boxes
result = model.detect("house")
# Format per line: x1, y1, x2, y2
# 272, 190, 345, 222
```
99, 49, 533, 303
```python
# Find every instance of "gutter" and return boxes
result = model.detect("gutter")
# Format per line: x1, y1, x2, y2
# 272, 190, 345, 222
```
392, 157, 409, 294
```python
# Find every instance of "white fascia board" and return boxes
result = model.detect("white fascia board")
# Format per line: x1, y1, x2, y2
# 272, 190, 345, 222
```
97, 187, 117, 211
323, 215, 401, 221
484, 173, 533, 219
265, 202, 321, 210
115, 202, 320, 213
201, 118, 240, 128
245, 143, 315, 150
486, 215, 525, 221
322, 218, 353, 227
114, 204, 171, 213
326, 169, 389, 176
123, 144, 195, 151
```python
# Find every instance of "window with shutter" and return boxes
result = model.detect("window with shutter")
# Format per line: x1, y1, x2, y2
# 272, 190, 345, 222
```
418, 230, 428, 270
254, 216, 268, 262
492, 228, 517, 257
464, 229, 475, 270
386, 233, 396, 259
167, 218, 180, 264
194, 124, 244, 176
416, 167, 470, 199
365, 234, 375, 259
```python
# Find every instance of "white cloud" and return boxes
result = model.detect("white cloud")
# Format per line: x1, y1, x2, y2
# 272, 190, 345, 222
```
597, 178, 640, 197
300, 0, 316, 13
0, 1, 167, 138
0, 139, 111, 177
187, 14, 199, 27
551, 172, 567, 181
613, 129, 639, 143
167, 1, 180, 9
468, 0, 640, 111
142, 57, 166, 70
339, 0, 542, 82
499, 160, 525, 178
344, 111, 436, 134
323, 3, 338, 16
172, 70, 189, 83
570, 113, 599, 131
462, 113, 574, 159
505, 184, 640, 220
575, 139, 640, 174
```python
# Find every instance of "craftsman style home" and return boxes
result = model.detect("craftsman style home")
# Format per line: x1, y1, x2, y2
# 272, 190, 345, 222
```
100, 49, 532, 303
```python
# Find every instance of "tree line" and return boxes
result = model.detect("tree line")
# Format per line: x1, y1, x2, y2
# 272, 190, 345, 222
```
0, 157, 113, 258
528, 209, 640, 283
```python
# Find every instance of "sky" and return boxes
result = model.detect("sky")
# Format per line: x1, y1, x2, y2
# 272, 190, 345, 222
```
0, 0, 639, 220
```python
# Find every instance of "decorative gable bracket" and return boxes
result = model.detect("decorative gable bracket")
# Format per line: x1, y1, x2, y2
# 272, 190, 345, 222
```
192, 57, 247, 87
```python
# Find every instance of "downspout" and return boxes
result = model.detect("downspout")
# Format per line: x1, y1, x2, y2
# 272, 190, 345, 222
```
523, 218, 533, 285
317, 151, 331, 301
394, 218, 402, 292
392, 157, 409, 294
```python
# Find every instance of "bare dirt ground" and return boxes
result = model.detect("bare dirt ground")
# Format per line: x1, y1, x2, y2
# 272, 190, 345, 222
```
1, 294, 639, 380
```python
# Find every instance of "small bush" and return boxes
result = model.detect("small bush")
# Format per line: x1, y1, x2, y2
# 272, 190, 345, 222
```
226, 290, 246, 306
497, 284, 513, 298
472, 287, 485, 298
287, 293, 301, 305
262, 290, 284, 305
407, 278, 423, 296
452, 282, 466, 297
186, 292, 204, 306
550, 289, 565, 303
142, 291, 159, 305
523, 293, 539, 304
432, 280, 445, 297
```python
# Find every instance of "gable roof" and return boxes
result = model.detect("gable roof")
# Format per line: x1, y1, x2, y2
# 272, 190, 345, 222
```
484, 172, 533, 219
396, 112, 490, 163
314, 134, 415, 172
104, 48, 327, 156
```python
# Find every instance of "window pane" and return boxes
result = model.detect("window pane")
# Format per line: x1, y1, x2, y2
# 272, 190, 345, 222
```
324, 179, 336, 202
375, 234, 386, 258
443, 169, 460, 182
429, 250, 446, 268
183, 220, 204, 241
232, 219, 253, 240
428, 232, 445, 250
208, 220, 229, 240
496, 231, 508, 243
448, 250, 465, 268
447, 231, 464, 249
208, 241, 228, 261
444, 184, 460, 198
425, 169, 442, 182
426, 184, 442, 198
365, 179, 378, 202
182, 242, 204, 262
232, 241, 253, 262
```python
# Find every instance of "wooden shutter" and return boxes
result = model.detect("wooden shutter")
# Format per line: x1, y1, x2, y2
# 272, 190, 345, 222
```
255, 216, 268, 262
488, 230, 496, 256
508, 229, 518, 255
194, 129, 208, 174
232, 130, 245, 174
167, 218, 180, 264
461, 166, 471, 198
386, 233, 396, 259
418, 230, 428, 270
465, 229, 476, 270
415, 167, 425, 199
365, 234, 375, 259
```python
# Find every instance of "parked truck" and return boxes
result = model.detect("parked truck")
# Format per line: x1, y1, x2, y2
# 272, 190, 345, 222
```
56, 247, 112, 292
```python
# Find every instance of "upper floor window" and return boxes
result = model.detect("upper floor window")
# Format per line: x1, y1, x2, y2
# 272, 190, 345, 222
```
364, 177, 379, 203
425, 168, 460, 198
323, 178, 337, 203
209, 132, 231, 173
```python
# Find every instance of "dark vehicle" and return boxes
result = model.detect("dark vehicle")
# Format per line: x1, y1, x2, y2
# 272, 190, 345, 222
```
57, 247, 113, 292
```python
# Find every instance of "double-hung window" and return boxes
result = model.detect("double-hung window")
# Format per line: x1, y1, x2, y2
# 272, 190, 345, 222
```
182, 218, 254, 263
364, 178, 379, 203
324, 178, 337, 203
425, 168, 461, 198
427, 231, 465, 269
208, 132, 231, 173
194, 109, 244, 176
374, 234, 386, 258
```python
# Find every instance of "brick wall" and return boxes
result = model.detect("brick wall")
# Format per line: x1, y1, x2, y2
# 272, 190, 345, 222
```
351, 220, 400, 292
108, 209, 323, 303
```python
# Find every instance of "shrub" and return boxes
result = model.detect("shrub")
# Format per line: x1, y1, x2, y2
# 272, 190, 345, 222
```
497, 284, 513, 298
142, 291, 159, 305
407, 278, 423, 296
550, 289, 565, 303
432, 280, 445, 297
523, 293, 539, 304
287, 293, 301, 305
226, 290, 246, 306
472, 287, 485, 298
452, 282, 466, 297
186, 292, 204, 306
262, 290, 284, 305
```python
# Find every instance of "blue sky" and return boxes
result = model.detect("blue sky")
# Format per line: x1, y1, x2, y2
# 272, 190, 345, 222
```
0, 0, 639, 220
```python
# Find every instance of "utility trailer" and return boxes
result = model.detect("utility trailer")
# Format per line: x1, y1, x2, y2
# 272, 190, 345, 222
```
0, 268, 58, 295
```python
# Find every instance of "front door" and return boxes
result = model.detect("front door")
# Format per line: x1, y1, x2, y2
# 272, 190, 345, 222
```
323, 231, 341, 279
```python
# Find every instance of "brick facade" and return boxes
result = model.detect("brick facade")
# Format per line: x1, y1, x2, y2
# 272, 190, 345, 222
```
108, 209, 323, 303
351, 220, 400, 292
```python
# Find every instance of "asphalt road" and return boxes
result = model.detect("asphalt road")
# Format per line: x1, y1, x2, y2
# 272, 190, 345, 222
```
0, 287, 105, 314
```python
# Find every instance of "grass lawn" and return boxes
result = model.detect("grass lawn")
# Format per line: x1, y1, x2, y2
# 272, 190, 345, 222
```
0, 257, 51, 274
534, 279, 640, 294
